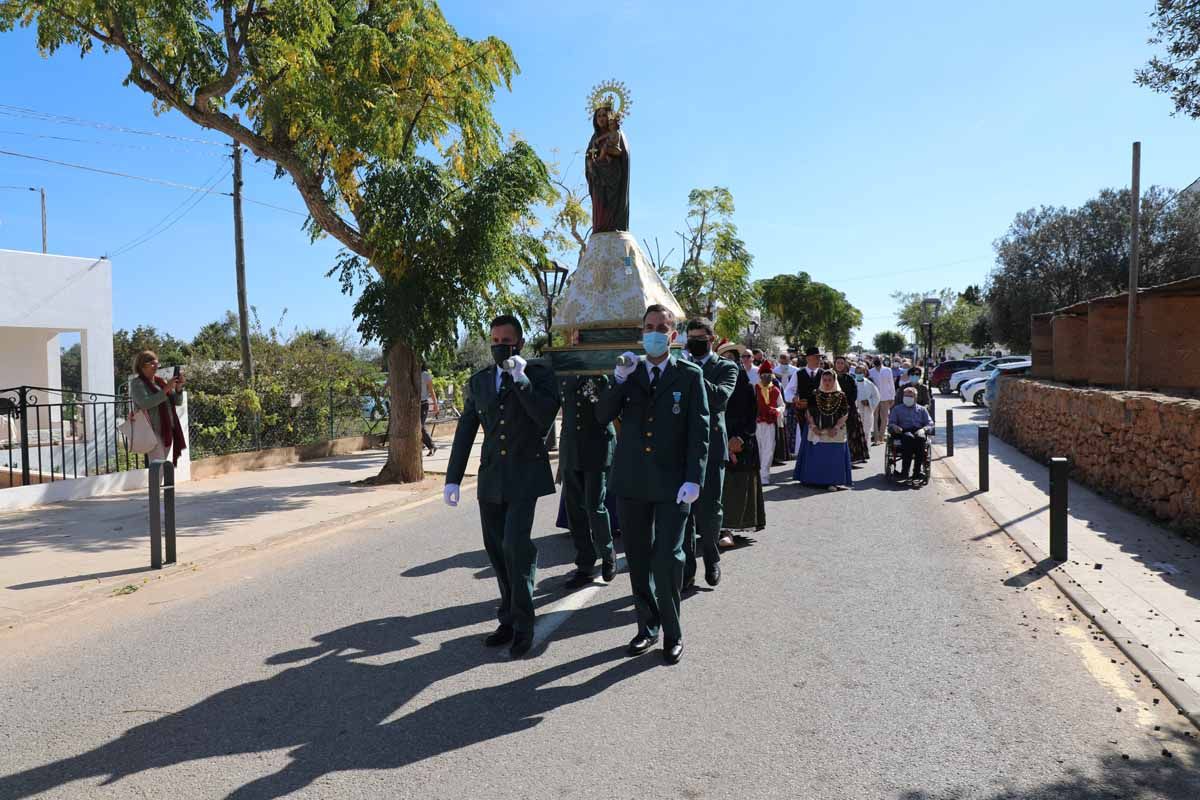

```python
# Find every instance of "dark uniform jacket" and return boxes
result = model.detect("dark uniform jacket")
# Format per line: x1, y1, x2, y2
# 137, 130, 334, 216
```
597, 355, 710, 503
446, 360, 559, 503
557, 374, 615, 473
690, 354, 739, 484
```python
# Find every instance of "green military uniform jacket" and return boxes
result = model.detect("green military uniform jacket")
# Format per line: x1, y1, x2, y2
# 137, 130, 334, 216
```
597, 355, 710, 503
557, 375, 616, 473
446, 360, 560, 503
691, 354, 739, 483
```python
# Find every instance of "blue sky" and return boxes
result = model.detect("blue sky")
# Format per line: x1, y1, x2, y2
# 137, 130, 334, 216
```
1, 0, 1197, 348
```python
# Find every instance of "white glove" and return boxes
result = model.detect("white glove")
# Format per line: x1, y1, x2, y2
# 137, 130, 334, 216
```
443, 484, 460, 507
505, 354, 527, 382
676, 482, 700, 505
916, 428, 927, 438
614, 351, 639, 384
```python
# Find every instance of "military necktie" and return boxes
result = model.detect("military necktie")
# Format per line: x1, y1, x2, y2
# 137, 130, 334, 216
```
650, 365, 661, 392
500, 371, 514, 395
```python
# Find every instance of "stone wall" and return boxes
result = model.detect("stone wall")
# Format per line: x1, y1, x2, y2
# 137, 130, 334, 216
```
991, 377, 1200, 537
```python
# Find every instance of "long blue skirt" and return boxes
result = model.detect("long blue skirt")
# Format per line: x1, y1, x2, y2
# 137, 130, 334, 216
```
795, 440, 853, 487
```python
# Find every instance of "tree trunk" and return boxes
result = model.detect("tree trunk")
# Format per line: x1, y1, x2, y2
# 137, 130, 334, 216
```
363, 340, 425, 484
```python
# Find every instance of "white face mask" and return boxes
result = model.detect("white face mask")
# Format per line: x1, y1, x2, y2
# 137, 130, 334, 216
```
902, 396, 916, 407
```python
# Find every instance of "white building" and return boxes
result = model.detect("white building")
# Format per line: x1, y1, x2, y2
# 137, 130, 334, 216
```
0, 249, 114, 397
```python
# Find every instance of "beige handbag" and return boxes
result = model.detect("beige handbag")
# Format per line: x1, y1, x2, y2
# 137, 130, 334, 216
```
118, 409, 159, 454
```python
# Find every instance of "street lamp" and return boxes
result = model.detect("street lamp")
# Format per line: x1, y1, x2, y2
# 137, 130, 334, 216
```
534, 259, 570, 341
0, 185, 46, 252
534, 259, 569, 452
920, 297, 942, 381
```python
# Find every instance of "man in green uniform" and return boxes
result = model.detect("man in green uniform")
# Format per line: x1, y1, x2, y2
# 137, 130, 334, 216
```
559, 373, 617, 589
681, 317, 739, 591
444, 315, 560, 658
598, 304, 709, 664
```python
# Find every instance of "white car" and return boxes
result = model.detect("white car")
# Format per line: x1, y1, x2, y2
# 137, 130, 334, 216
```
949, 356, 1029, 395
961, 376, 990, 407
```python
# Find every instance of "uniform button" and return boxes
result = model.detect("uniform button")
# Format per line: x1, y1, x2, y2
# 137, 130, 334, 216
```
648, 417, 655, 422
499, 404, 504, 411
501, 449, 508, 455
645, 431, 653, 438
576, 425, 582, 431
500, 434, 506, 440
500, 419, 506, 425
644, 446, 652, 453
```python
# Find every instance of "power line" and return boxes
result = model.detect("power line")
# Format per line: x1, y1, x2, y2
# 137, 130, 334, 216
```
0, 127, 218, 154
109, 165, 232, 258
0, 104, 225, 147
0, 147, 307, 217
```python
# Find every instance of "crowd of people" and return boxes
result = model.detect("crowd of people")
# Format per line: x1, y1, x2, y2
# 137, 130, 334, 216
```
441, 307, 937, 664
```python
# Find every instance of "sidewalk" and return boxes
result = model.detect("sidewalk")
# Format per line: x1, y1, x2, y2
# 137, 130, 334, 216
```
0, 431, 478, 630
936, 400, 1200, 724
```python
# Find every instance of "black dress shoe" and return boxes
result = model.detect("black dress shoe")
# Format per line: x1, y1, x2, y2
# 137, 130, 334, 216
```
601, 561, 616, 582
484, 624, 514, 647
704, 563, 721, 587
564, 570, 595, 590
663, 641, 684, 664
627, 634, 658, 656
509, 630, 533, 658
682, 576, 696, 592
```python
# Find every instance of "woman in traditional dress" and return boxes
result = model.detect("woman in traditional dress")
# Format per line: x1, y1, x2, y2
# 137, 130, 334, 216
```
716, 342, 764, 541
794, 369, 853, 490
834, 356, 870, 464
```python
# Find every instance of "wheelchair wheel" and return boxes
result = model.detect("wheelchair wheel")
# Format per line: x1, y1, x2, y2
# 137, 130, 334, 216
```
884, 435, 894, 479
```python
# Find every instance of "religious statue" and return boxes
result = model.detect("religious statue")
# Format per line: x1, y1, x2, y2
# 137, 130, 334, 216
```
585, 80, 631, 233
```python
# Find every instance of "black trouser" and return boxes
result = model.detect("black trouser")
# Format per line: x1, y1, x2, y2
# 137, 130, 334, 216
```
618, 497, 688, 644
563, 468, 614, 572
478, 497, 538, 633
420, 400, 434, 451
897, 432, 927, 476
683, 462, 724, 584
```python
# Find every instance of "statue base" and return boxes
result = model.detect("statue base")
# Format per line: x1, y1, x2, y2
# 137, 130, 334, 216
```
546, 231, 684, 375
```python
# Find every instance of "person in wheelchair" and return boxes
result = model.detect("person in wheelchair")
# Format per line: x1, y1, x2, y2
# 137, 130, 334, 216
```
887, 386, 934, 482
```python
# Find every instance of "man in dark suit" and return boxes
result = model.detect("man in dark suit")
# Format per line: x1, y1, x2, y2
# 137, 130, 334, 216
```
598, 304, 710, 664
444, 314, 560, 658
681, 317, 738, 591
559, 373, 617, 589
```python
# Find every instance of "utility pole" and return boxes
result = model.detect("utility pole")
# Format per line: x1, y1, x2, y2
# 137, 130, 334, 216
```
39, 187, 46, 253
231, 137, 254, 384
1124, 141, 1141, 390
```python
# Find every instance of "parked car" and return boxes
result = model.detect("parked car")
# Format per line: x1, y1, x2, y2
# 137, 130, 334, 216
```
983, 360, 1032, 408
960, 376, 990, 407
949, 356, 1030, 395
930, 359, 984, 394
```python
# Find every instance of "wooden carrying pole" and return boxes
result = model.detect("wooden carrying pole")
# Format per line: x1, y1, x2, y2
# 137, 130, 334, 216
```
1124, 142, 1141, 389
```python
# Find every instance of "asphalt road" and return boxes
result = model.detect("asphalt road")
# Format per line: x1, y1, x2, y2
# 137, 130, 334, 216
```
0, 440, 1197, 799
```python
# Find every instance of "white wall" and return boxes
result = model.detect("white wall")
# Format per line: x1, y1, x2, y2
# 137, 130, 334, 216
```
0, 249, 113, 397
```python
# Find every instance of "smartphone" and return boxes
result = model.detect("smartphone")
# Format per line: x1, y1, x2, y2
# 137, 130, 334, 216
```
172, 365, 181, 379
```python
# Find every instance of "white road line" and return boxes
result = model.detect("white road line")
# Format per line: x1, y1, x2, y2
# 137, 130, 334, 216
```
531, 556, 628, 649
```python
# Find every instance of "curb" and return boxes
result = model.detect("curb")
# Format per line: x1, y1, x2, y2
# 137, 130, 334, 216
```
0, 477, 477, 635
933, 443, 1200, 731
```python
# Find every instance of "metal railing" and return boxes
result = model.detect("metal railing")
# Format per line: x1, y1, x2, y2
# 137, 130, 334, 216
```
1, 385, 146, 487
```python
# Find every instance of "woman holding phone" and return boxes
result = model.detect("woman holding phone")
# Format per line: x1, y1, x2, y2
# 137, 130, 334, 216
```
129, 350, 187, 465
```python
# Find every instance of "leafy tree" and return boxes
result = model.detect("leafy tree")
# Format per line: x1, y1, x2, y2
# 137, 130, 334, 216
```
969, 312, 994, 351
1137, 2, 1200, 118
756, 271, 862, 353
329, 145, 553, 482
60, 344, 82, 393
890, 288, 985, 349
666, 187, 755, 337
191, 311, 245, 361
2, 0, 535, 483
984, 186, 1200, 350
873, 330, 906, 355
112, 325, 190, 387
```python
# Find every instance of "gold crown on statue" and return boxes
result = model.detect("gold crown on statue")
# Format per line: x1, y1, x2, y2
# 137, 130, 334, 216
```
587, 80, 632, 120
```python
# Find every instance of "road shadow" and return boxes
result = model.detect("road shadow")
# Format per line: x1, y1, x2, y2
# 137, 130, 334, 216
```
0, 594, 650, 800
402, 529, 579, 580
897, 750, 1200, 799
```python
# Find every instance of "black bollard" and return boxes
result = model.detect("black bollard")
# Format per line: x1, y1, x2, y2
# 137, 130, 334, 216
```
1050, 457, 1069, 561
163, 462, 177, 565
978, 425, 989, 492
149, 461, 162, 569
946, 409, 954, 456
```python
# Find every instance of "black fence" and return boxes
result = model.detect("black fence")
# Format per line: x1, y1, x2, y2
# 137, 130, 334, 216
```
1, 385, 146, 487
